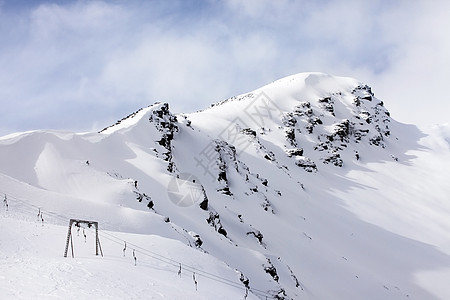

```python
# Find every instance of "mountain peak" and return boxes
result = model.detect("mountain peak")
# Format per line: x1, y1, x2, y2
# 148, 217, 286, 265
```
188, 72, 392, 173
2, 73, 449, 299
207, 72, 361, 112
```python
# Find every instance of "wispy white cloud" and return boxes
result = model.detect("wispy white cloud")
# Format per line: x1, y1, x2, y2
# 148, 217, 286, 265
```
364, 1, 450, 126
0, 0, 449, 136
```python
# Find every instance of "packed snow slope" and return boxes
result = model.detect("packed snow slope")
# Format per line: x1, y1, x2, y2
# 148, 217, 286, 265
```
2, 72, 450, 299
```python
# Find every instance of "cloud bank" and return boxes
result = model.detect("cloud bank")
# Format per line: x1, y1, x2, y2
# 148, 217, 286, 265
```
0, 0, 449, 136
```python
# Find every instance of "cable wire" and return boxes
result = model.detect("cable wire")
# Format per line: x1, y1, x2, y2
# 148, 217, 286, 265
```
0, 191, 277, 298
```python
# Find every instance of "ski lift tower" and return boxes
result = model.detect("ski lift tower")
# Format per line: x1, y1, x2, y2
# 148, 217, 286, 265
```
64, 219, 103, 258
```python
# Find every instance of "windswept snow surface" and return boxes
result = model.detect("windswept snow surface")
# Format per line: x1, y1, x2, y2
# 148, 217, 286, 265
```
1, 72, 450, 299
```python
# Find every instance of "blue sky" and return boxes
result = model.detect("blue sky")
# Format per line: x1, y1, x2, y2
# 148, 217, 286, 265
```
1, 0, 449, 136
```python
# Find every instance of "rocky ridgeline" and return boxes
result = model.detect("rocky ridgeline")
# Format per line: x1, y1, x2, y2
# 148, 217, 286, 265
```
350, 85, 391, 146
149, 103, 179, 172
203, 137, 279, 214
282, 84, 392, 171
207, 83, 392, 177
208, 92, 256, 110
103, 82, 394, 299
98, 107, 145, 133
213, 139, 236, 196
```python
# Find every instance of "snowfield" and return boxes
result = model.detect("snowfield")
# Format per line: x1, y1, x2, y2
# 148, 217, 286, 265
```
1, 72, 450, 299
0, 213, 250, 299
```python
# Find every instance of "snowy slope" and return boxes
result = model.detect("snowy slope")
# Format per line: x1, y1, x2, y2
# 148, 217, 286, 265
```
0, 210, 249, 299
2, 72, 450, 299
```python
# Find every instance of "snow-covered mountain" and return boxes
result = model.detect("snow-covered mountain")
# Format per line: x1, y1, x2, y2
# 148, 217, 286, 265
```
2, 72, 450, 299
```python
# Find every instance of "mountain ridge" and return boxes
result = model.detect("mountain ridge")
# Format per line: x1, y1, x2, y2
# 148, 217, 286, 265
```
1, 72, 450, 299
